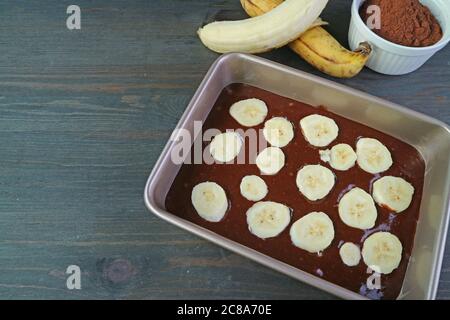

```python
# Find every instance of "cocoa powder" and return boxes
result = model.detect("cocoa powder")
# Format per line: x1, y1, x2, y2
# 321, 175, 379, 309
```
360, 0, 443, 47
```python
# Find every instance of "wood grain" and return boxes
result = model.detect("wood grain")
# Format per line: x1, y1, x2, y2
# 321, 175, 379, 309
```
0, 0, 449, 299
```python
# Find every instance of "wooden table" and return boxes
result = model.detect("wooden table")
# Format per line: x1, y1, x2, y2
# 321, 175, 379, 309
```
0, 0, 449, 299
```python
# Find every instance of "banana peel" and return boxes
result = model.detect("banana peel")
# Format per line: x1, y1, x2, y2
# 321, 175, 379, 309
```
241, 0, 371, 78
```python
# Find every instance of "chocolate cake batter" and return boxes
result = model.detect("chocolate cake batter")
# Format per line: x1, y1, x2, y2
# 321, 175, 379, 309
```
166, 83, 425, 300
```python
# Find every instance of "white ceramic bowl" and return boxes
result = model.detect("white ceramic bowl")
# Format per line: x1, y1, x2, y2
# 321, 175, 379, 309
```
349, 0, 450, 75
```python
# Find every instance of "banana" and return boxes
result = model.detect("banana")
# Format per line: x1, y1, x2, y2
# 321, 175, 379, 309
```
300, 114, 339, 147
229, 98, 268, 127
339, 242, 361, 267
296, 164, 335, 201
240, 175, 269, 201
289, 27, 372, 78
191, 182, 229, 222
372, 176, 414, 213
240, 0, 327, 28
240, 0, 372, 78
320, 143, 357, 171
356, 138, 393, 174
263, 117, 294, 148
256, 147, 285, 175
338, 187, 377, 230
209, 131, 243, 163
198, 0, 328, 54
290, 211, 335, 253
362, 232, 403, 274
246, 201, 291, 239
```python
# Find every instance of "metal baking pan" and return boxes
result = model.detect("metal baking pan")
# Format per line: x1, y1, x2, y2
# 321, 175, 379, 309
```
144, 53, 450, 300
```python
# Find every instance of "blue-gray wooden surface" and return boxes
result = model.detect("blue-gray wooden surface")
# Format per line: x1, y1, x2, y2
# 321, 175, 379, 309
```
0, 0, 449, 299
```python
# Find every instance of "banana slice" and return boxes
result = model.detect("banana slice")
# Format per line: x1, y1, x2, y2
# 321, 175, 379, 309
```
290, 211, 335, 253
320, 143, 357, 171
263, 117, 294, 148
296, 164, 335, 201
338, 187, 377, 230
256, 147, 285, 175
229, 98, 268, 127
209, 131, 243, 163
372, 176, 414, 213
319, 149, 331, 163
356, 138, 393, 174
300, 114, 339, 147
362, 232, 403, 274
240, 175, 268, 201
246, 201, 291, 239
339, 242, 361, 267
191, 182, 229, 222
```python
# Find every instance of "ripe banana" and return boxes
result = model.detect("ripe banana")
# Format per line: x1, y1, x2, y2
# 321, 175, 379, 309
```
246, 201, 291, 239
372, 176, 414, 213
198, 0, 328, 54
362, 232, 403, 274
296, 164, 335, 201
241, 0, 372, 78
290, 211, 335, 253
230, 98, 268, 127
320, 143, 357, 171
191, 182, 229, 222
300, 114, 339, 147
256, 146, 286, 175
356, 138, 393, 174
338, 187, 378, 230
240, 175, 269, 201
209, 132, 243, 163
339, 242, 361, 267
263, 117, 295, 148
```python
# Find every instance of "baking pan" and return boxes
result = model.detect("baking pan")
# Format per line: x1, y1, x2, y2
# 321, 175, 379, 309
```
144, 53, 450, 300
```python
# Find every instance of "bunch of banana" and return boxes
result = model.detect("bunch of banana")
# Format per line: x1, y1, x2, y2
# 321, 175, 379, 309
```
240, 0, 372, 78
